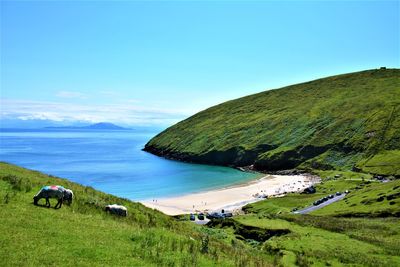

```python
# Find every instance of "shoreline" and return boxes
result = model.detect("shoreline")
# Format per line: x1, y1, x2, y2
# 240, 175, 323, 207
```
141, 173, 320, 216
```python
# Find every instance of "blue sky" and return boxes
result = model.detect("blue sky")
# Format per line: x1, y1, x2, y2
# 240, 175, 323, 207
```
1, 0, 399, 127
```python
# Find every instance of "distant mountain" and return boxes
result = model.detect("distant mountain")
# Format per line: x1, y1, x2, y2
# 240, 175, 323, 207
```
145, 68, 400, 176
45, 122, 130, 130
82, 122, 129, 130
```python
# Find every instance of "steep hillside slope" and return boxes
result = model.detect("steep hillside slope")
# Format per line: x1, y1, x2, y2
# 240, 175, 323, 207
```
145, 68, 400, 176
0, 163, 270, 266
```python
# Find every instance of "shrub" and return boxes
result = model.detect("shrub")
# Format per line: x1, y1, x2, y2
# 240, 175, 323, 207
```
200, 235, 209, 254
1, 175, 32, 192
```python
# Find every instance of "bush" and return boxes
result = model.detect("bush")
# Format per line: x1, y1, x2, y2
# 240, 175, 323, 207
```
1, 175, 32, 192
200, 235, 209, 254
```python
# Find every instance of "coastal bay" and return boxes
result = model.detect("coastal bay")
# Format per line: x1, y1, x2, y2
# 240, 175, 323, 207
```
0, 129, 259, 201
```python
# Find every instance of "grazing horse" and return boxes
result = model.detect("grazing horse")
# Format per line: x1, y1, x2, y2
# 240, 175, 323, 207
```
33, 185, 73, 208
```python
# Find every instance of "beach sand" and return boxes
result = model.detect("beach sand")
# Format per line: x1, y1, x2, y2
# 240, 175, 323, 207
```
141, 174, 319, 215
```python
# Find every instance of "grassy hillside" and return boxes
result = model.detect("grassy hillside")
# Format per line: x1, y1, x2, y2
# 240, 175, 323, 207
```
244, 171, 400, 217
227, 176, 400, 266
145, 68, 400, 176
233, 215, 400, 267
0, 162, 272, 266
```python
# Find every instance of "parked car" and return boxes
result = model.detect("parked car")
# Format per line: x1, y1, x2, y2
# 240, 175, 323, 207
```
206, 212, 224, 219
302, 186, 316, 194
328, 194, 334, 199
224, 212, 233, 218
190, 213, 195, 221
336, 191, 342, 196
198, 213, 205, 220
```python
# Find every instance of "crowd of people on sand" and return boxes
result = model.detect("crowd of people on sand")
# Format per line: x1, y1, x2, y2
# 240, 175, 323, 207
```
192, 201, 208, 209
252, 176, 319, 199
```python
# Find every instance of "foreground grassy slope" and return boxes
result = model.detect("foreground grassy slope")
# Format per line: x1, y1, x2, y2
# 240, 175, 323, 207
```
145, 68, 400, 175
0, 162, 271, 266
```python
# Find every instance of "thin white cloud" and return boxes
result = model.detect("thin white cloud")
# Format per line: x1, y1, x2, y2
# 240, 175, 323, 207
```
0, 99, 192, 126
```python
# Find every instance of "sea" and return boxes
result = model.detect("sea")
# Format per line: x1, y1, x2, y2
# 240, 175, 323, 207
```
0, 129, 259, 200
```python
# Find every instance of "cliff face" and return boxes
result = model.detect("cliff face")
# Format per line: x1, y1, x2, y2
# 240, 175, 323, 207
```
144, 68, 400, 176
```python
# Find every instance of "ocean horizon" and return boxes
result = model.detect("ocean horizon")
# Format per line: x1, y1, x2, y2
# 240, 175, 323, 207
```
0, 128, 259, 200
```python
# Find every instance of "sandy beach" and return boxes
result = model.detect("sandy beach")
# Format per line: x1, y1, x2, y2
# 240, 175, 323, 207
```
141, 174, 319, 215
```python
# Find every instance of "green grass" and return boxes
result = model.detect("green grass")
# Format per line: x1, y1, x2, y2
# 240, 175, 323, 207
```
145, 68, 400, 175
282, 216, 400, 256
228, 175, 400, 266
313, 170, 373, 181
234, 215, 400, 267
311, 179, 400, 217
243, 172, 400, 217
243, 173, 372, 215
356, 150, 400, 176
243, 193, 324, 215
0, 162, 272, 266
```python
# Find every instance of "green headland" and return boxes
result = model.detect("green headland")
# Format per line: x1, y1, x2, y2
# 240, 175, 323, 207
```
145, 68, 400, 176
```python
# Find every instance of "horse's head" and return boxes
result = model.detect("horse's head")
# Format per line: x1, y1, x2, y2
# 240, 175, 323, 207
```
33, 195, 39, 205
63, 189, 74, 205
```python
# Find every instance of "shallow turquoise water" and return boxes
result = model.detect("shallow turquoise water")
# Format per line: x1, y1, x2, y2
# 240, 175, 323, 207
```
0, 129, 258, 200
